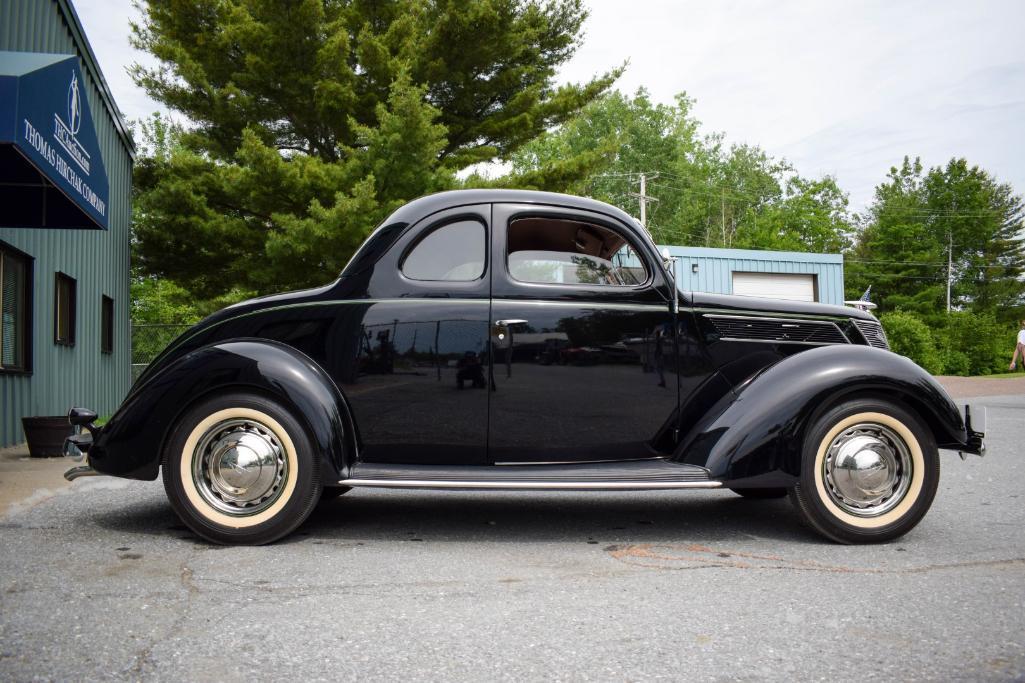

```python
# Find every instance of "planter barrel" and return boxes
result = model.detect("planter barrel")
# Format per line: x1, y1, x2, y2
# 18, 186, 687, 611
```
21, 416, 74, 458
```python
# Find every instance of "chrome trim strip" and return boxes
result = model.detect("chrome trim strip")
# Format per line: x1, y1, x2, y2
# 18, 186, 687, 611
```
493, 300, 669, 311
493, 456, 664, 466
693, 307, 847, 322
705, 313, 842, 326
244, 297, 665, 312
339, 478, 721, 490
716, 337, 841, 347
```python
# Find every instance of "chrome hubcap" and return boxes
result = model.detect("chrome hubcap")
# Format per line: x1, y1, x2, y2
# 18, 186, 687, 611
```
192, 419, 287, 516
823, 422, 912, 516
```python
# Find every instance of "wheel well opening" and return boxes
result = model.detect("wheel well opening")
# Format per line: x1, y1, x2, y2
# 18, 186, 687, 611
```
800, 388, 948, 452
157, 384, 345, 473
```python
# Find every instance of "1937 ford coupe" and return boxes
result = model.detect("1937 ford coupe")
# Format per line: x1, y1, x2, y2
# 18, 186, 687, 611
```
63, 190, 985, 545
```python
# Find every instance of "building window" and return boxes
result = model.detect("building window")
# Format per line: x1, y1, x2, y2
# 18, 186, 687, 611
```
54, 272, 77, 346
1, 246, 32, 372
101, 295, 114, 354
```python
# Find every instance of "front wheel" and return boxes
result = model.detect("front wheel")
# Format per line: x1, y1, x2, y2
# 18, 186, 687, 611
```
790, 398, 940, 544
162, 392, 321, 545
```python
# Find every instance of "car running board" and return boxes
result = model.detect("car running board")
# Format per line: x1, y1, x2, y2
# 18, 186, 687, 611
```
341, 459, 720, 490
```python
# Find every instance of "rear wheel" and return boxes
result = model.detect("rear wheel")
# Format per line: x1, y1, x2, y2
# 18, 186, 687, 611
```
730, 487, 788, 499
790, 398, 939, 544
162, 392, 321, 545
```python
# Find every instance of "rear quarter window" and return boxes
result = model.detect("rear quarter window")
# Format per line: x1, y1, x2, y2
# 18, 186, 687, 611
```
401, 220, 486, 282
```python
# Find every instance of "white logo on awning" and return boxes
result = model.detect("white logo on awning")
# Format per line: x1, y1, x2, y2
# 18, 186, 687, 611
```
53, 71, 91, 175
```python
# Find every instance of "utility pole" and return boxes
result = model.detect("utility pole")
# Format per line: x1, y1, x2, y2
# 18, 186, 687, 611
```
721, 187, 727, 247
946, 232, 952, 313
628, 173, 659, 235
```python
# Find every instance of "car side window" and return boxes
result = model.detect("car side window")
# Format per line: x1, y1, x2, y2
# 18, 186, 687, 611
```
507, 217, 647, 286
402, 219, 486, 281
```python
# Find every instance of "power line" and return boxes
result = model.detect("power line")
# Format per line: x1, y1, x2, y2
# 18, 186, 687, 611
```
846, 258, 1014, 269
850, 272, 947, 281
840, 256, 943, 264
589, 169, 1019, 220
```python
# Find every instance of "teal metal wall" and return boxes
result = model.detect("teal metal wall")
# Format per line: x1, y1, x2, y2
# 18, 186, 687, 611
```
659, 246, 846, 305
0, 0, 133, 446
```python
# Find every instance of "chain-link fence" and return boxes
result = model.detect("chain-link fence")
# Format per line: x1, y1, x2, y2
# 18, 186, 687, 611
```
131, 324, 191, 383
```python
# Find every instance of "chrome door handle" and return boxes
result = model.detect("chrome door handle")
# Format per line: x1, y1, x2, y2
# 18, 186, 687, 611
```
495, 319, 528, 326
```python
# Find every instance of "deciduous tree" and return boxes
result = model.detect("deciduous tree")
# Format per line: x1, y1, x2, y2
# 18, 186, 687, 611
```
509, 90, 853, 252
846, 157, 1025, 322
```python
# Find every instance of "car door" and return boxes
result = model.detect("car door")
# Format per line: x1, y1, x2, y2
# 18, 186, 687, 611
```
338, 204, 492, 466
488, 203, 679, 463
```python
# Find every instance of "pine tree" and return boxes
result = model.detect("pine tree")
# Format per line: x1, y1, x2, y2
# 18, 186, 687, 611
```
130, 0, 619, 299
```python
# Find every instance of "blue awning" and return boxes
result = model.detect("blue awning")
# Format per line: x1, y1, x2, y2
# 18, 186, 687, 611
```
0, 51, 110, 230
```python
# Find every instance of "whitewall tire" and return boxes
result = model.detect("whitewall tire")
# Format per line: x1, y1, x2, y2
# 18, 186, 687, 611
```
790, 398, 940, 544
162, 392, 321, 545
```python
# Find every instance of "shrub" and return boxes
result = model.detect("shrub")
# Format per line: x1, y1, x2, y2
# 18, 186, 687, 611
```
939, 311, 1009, 376
879, 311, 943, 374
939, 348, 970, 376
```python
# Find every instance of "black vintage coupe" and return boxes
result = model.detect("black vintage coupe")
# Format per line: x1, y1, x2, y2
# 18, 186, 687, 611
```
64, 190, 985, 545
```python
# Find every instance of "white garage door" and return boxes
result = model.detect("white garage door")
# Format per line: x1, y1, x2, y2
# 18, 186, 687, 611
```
731, 271, 816, 302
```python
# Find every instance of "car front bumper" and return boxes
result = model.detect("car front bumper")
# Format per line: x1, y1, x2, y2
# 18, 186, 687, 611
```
959, 403, 986, 458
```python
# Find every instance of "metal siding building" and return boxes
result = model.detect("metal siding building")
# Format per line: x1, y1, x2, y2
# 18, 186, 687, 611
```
0, 0, 133, 446
660, 246, 845, 305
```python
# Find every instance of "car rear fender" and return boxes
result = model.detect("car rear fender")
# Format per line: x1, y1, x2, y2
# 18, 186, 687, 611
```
674, 345, 968, 487
89, 339, 355, 482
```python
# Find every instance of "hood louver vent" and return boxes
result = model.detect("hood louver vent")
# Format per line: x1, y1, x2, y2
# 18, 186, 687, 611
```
707, 315, 848, 345
853, 319, 889, 350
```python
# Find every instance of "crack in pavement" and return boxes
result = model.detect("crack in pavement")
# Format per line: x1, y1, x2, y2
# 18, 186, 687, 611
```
126, 548, 200, 678
604, 543, 1025, 573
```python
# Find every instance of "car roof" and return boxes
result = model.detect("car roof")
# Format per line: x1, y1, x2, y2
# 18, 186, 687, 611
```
387, 189, 646, 234
339, 189, 657, 282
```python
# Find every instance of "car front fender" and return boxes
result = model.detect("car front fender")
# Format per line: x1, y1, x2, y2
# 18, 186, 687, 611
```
675, 345, 968, 487
89, 339, 354, 482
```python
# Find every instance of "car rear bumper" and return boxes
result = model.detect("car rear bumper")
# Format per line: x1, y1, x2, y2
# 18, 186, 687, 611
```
62, 406, 102, 480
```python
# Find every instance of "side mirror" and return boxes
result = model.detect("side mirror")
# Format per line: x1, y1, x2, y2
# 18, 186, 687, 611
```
68, 407, 98, 426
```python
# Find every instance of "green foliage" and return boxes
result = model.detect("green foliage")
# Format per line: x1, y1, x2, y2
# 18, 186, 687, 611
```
130, 0, 619, 302
846, 157, 1025, 324
939, 347, 970, 376
130, 277, 254, 325
509, 89, 854, 252
879, 311, 942, 374
880, 309, 1016, 376
130, 277, 202, 325
941, 311, 1009, 376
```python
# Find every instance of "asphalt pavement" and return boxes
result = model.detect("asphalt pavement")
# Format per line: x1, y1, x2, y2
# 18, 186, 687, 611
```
1, 393, 1023, 681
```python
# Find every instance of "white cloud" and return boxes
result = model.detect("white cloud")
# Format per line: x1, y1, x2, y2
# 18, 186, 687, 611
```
561, 0, 1025, 209
73, 0, 165, 126
74, 0, 1025, 210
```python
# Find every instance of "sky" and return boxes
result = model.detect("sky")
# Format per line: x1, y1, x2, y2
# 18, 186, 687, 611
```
74, 0, 1025, 212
